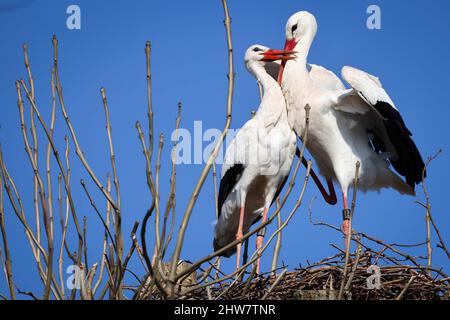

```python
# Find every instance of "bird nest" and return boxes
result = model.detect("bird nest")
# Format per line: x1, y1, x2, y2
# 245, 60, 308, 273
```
174, 219, 450, 301
186, 250, 450, 300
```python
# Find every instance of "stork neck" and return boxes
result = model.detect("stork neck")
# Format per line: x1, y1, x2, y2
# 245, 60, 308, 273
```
248, 61, 287, 123
249, 62, 279, 92
292, 30, 315, 68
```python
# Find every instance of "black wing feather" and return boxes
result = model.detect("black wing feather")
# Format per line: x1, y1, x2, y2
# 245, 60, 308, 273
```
373, 101, 426, 189
217, 164, 244, 218
217, 163, 288, 223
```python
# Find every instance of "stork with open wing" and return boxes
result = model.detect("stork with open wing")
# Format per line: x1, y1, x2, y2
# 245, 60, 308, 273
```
276, 11, 425, 236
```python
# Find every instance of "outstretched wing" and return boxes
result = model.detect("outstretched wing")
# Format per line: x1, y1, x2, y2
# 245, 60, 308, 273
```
308, 64, 346, 92
334, 66, 425, 189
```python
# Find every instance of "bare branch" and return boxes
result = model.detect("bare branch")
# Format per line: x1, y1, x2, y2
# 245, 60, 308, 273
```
16, 80, 54, 299
419, 150, 449, 261
338, 161, 360, 300
261, 268, 287, 300
168, 0, 235, 293
0, 156, 16, 299
152, 134, 164, 263
19, 70, 84, 274
145, 41, 154, 160
100, 87, 123, 264
160, 103, 182, 260
52, 36, 118, 212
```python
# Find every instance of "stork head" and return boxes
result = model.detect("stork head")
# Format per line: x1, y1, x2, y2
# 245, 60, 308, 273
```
244, 44, 294, 70
284, 11, 318, 52
277, 11, 317, 84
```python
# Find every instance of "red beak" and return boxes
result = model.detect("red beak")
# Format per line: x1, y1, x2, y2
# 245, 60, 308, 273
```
261, 49, 296, 62
283, 38, 298, 52
277, 38, 298, 84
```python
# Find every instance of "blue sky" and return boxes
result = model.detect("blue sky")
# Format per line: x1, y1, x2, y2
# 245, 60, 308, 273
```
1, 0, 449, 298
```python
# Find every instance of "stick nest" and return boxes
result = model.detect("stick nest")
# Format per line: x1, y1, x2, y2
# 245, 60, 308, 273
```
185, 249, 450, 300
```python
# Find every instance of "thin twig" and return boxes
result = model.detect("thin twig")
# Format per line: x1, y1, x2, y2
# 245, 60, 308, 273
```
0, 160, 16, 299
395, 276, 416, 300
16, 80, 54, 299
145, 41, 154, 160
271, 199, 282, 273
100, 87, 123, 272
167, 0, 235, 295
160, 103, 181, 260
0, 151, 53, 290
20, 63, 84, 276
338, 161, 360, 300
418, 150, 449, 261
93, 174, 112, 296
344, 241, 362, 292
23, 44, 41, 273
80, 180, 116, 251
261, 268, 287, 300
140, 203, 168, 299
52, 36, 118, 212
152, 134, 164, 264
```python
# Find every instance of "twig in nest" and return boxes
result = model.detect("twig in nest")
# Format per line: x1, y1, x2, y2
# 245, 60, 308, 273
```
262, 268, 287, 300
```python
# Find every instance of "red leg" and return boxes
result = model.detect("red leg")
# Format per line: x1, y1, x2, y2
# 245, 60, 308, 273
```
342, 193, 349, 209
235, 206, 245, 272
301, 157, 337, 205
341, 193, 350, 239
255, 208, 268, 274
326, 179, 337, 205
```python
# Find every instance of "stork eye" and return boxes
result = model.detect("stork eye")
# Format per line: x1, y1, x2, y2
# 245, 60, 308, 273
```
291, 24, 298, 33
253, 47, 261, 52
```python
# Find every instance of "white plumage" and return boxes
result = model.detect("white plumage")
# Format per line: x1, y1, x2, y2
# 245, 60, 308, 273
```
214, 45, 296, 272
278, 11, 425, 234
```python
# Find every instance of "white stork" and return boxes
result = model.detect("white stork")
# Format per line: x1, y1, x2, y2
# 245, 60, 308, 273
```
214, 45, 296, 273
277, 11, 426, 236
